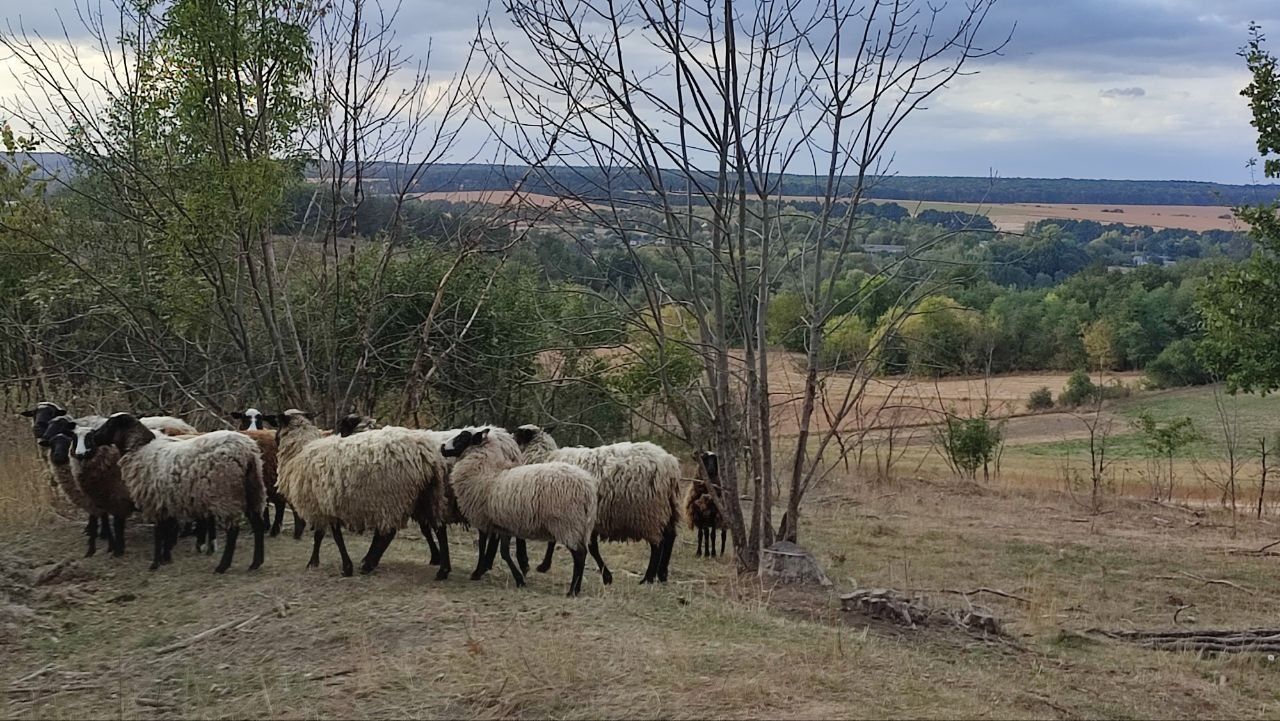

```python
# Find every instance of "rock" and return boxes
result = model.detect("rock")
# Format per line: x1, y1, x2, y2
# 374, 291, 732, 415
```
760, 541, 832, 587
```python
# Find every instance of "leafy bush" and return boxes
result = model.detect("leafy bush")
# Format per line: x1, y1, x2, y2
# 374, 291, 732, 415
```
1027, 386, 1054, 411
1057, 369, 1099, 407
1145, 338, 1211, 389
819, 314, 870, 370
935, 414, 1005, 481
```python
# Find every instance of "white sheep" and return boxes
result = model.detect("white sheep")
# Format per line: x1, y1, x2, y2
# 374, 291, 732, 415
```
442, 427, 598, 597
92, 413, 267, 573
274, 410, 450, 578
140, 415, 199, 437
514, 425, 681, 585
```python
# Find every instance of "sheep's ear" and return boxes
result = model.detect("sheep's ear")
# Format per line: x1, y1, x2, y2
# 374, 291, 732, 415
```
300, 411, 316, 420
543, 424, 558, 435
262, 414, 280, 427
230, 411, 245, 420
475, 428, 490, 442
20, 408, 37, 417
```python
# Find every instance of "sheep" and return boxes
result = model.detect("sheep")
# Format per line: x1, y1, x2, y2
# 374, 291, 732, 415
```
236, 409, 379, 540
41, 416, 136, 557
687, 451, 728, 558
513, 425, 680, 585
37, 417, 112, 556
140, 415, 199, 437
442, 427, 598, 597
25, 404, 112, 549
274, 410, 450, 578
91, 413, 267, 573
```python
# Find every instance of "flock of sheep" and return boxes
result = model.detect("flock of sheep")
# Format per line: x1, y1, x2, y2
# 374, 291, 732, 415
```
20, 402, 730, 596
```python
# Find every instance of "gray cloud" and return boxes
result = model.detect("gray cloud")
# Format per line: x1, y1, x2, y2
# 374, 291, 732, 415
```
1100, 87, 1146, 98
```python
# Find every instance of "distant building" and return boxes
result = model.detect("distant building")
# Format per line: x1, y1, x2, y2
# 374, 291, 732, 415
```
862, 244, 907, 255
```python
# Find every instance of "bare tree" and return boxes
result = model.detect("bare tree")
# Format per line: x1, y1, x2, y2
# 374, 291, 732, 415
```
479, 0, 1005, 571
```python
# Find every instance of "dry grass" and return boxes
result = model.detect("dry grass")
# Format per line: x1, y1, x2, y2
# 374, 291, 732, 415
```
7, 422, 1280, 719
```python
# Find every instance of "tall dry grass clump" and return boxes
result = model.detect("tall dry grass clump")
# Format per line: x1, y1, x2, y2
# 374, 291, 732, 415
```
0, 416, 58, 527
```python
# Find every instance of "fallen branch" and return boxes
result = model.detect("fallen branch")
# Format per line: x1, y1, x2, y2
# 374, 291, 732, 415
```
303, 669, 354, 682
1156, 571, 1256, 595
12, 663, 58, 685
1227, 539, 1280, 557
919, 587, 1030, 605
1087, 626, 1280, 653
154, 614, 262, 656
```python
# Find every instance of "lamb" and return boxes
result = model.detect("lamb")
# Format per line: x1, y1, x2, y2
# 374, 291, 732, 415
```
140, 415, 199, 437
41, 416, 136, 557
687, 451, 727, 558
274, 410, 450, 578
91, 413, 267, 573
21, 401, 105, 441
442, 427, 598, 597
513, 425, 680, 584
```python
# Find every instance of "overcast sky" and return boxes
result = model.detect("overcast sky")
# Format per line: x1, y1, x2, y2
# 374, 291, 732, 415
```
2, 0, 1278, 183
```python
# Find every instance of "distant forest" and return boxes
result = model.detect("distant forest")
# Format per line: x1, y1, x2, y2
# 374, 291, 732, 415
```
13, 154, 1280, 206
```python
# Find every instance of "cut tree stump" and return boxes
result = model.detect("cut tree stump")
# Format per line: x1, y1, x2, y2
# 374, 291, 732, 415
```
760, 541, 832, 587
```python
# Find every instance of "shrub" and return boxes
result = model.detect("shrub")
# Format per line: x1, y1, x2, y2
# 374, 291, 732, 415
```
819, 314, 870, 370
1027, 386, 1054, 411
1058, 369, 1099, 408
1145, 338, 1211, 389
935, 414, 1005, 482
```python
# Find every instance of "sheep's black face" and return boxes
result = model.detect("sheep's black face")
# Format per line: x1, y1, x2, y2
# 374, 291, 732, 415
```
92, 413, 137, 451
512, 425, 539, 447
21, 402, 67, 440
442, 428, 489, 457
698, 451, 719, 480
335, 413, 375, 438
47, 433, 73, 465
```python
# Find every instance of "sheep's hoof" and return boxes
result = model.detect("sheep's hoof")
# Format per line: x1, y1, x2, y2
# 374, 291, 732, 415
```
148, 561, 160, 571
293, 530, 305, 541
85, 549, 97, 558
359, 562, 375, 575
341, 564, 354, 577
248, 562, 262, 571
566, 588, 579, 598
638, 576, 655, 585
601, 569, 613, 585
269, 527, 281, 538
306, 560, 319, 569
514, 577, 527, 588
535, 562, 551, 574
428, 555, 440, 566
213, 565, 229, 574
435, 567, 450, 581
469, 570, 485, 581
112, 550, 125, 559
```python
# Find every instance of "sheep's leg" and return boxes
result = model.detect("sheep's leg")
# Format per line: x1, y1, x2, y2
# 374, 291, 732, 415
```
98, 514, 113, 541
433, 524, 451, 581
269, 501, 285, 538
208, 519, 221, 558
292, 510, 306, 540
498, 536, 526, 588
162, 519, 178, 563
307, 528, 325, 568
708, 526, 717, 558
112, 514, 127, 557
247, 507, 266, 571
100, 514, 117, 554
420, 520, 441, 565
149, 520, 165, 571
587, 533, 612, 585
331, 523, 354, 577
515, 539, 530, 575
471, 532, 498, 581
568, 546, 587, 597
214, 521, 240, 574
695, 526, 703, 557
656, 524, 676, 582
719, 528, 727, 557
536, 541, 555, 573
360, 528, 397, 574
85, 515, 99, 558
194, 519, 207, 552
640, 542, 660, 584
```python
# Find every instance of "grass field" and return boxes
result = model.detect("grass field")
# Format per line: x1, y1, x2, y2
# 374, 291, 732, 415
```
6, 408, 1280, 718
